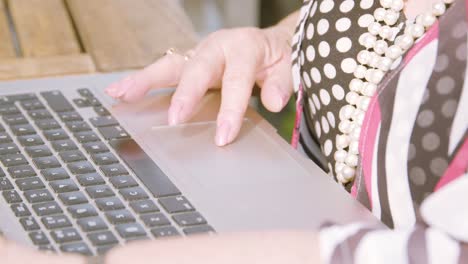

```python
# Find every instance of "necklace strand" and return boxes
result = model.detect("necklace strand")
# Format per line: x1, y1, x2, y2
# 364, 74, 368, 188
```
334, 0, 454, 184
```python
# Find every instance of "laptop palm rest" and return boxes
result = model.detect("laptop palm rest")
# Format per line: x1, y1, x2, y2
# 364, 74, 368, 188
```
143, 120, 378, 232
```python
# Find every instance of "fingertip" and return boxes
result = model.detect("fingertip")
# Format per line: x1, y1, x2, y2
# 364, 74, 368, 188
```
261, 85, 289, 113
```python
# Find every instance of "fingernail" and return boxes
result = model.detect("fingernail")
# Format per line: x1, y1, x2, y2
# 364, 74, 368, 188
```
277, 95, 285, 110
105, 83, 119, 97
215, 121, 231, 147
115, 77, 135, 98
168, 101, 183, 126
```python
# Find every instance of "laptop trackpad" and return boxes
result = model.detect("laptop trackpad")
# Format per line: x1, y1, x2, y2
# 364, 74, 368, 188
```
143, 120, 369, 232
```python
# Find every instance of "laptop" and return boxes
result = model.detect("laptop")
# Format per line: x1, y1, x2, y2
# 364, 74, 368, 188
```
0, 72, 378, 256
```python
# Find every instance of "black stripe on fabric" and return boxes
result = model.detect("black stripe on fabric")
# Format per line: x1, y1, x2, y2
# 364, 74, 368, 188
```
458, 244, 468, 264
407, 227, 429, 264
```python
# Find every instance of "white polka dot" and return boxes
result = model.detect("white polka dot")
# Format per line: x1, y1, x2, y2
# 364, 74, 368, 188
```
318, 41, 330, 57
309, 1, 318, 18
341, 58, 357, 73
332, 85, 345, 100
302, 71, 312, 88
340, 0, 355, 13
358, 14, 374, 28
321, 116, 330, 134
312, 93, 321, 110
323, 63, 336, 79
306, 23, 315, 40
311, 68, 322, 83
336, 18, 351, 32
336, 37, 352, 53
320, 89, 331, 105
300, 50, 305, 66
306, 45, 316, 62
327, 112, 336, 128
360, 0, 374, 9
317, 19, 330, 35
308, 98, 316, 115
320, 0, 334, 13
315, 121, 322, 138
324, 139, 333, 156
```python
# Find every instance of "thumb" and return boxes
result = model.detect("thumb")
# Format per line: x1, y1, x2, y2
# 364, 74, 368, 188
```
259, 57, 294, 113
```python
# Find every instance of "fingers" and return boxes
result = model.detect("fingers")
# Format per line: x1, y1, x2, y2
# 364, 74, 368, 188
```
259, 57, 294, 113
168, 43, 224, 125
105, 52, 187, 102
215, 52, 259, 146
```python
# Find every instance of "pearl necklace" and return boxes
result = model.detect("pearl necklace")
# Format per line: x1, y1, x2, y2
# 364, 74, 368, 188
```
334, 0, 454, 184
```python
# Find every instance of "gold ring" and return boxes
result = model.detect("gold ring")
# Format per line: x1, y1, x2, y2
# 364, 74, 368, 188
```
183, 50, 195, 61
165, 47, 178, 56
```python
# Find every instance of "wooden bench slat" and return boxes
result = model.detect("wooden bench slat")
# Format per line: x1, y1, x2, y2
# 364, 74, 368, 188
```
8, 0, 81, 57
0, 0, 16, 58
67, 0, 198, 71
0, 54, 95, 80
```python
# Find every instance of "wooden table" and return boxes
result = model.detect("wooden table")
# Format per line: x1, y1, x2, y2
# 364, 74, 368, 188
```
0, 0, 198, 80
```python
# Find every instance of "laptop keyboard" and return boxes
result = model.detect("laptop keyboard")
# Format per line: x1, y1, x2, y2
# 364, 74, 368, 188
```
0, 89, 214, 255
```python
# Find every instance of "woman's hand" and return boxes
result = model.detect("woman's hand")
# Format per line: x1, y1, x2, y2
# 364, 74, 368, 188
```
105, 15, 297, 146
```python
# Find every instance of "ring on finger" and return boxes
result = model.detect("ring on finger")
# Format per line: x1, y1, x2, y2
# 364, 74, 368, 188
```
165, 47, 179, 56
183, 49, 196, 61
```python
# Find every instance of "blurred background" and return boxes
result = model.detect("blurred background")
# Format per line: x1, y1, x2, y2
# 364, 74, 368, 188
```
181, 0, 302, 141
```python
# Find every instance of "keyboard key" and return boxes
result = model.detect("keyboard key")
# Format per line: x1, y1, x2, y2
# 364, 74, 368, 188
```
11, 124, 36, 136
130, 200, 159, 214
51, 140, 78, 152
116, 223, 146, 239
73, 98, 91, 108
60, 242, 92, 256
20, 100, 45, 111
29, 231, 50, 245
59, 191, 88, 205
41, 168, 70, 181
40, 91, 74, 113
140, 213, 170, 227
0, 178, 13, 190
33, 201, 62, 216
20, 217, 40, 231
3, 114, 28, 125
11, 203, 31, 217
68, 204, 98, 219
43, 129, 69, 141
90, 116, 118, 127
38, 244, 56, 252
74, 131, 100, 143
91, 152, 118, 165
0, 132, 12, 144
0, 105, 20, 115
7, 93, 37, 102
76, 173, 105, 186
0, 167, 4, 177
94, 106, 110, 116
24, 189, 54, 203
96, 197, 125, 211
86, 185, 114, 198
50, 179, 79, 193
25, 145, 52, 158
109, 139, 181, 197
8, 165, 36, 178
88, 231, 118, 246
173, 212, 207, 227
0, 143, 20, 155
33, 156, 61, 169
105, 209, 135, 224
78, 88, 93, 98
68, 161, 96, 175
2, 154, 28, 167
17, 135, 44, 147
2, 190, 22, 203
110, 176, 138, 189
183, 225, 215, 236
42, 215, 72, 229
96, 245, 115, 255
28, 109, 52, 120
98, 126, 129, 140
77, 217, 107, 232
66, 121, 91, 133
50, 228, 81, 243
159, 196, 194, 214
83, 142, 109, 154
59, 150, 86, 163
58, 112, 83, 122
16, 177, 45, 191
89, 97, 101, 107
35, 119, 61, 131
100, 164, 129, 177
151, 226, 179, 238
119, 187, 148, 201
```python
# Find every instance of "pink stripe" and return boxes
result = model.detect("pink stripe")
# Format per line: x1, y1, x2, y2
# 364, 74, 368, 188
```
291, 84, 304, 149
404, 22, 439, 64
435, 138, 468, 191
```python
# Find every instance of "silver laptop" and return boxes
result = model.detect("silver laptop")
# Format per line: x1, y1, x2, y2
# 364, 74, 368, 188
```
0, 72, 378, 256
